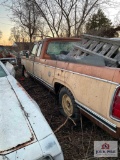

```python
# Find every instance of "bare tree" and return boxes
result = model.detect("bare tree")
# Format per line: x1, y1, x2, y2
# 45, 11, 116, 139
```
32, 0, 64, 37
54, 0, 78, 37
9, 0, 41, 43
9, 26, 29, 43
4, 0, 119, 39
9, 27, 20, 43
33, 0, 114, 37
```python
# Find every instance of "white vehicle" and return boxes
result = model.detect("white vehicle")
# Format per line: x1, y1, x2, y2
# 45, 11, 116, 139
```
0, 61, 64, 160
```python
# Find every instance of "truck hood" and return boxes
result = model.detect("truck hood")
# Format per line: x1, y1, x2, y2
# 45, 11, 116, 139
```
0, 75, 53, 155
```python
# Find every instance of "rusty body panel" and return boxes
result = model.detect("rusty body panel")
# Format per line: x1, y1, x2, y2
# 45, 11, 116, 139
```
21, 37, 120, 138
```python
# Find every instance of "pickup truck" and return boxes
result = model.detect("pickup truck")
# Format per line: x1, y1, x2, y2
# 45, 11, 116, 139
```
21, 36, 120, 138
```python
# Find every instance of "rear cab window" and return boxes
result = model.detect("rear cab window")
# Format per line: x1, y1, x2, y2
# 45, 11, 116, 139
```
47, 41, 81, 55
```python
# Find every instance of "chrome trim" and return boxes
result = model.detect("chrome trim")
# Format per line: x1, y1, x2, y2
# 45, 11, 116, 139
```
109, 85, 120, 122
45, 65, 55, 69
29, 61, 119, 85
56, 67, 119, 85
75, 100, 116, 132
28, 71, 54, 91
34, 62, 56, 69
0, 57, 17, 60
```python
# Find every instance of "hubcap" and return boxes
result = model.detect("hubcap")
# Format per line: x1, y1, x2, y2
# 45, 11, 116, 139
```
62, 94, 73, 117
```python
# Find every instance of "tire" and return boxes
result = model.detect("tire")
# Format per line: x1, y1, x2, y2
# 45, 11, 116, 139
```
59, 87, 80, 121
22, 66, 29, 78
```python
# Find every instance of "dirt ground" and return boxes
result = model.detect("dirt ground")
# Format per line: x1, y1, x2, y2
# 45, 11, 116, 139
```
16, 68, 119, 160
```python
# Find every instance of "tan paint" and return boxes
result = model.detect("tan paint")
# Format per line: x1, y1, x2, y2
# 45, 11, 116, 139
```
41, 65, 55, 85
22, 57, 120, 128
54, 61, 69, 84
64, 71, 112, 117
25, 59, 34, 74
54, 69, 65, 83
34, 63, 42, 78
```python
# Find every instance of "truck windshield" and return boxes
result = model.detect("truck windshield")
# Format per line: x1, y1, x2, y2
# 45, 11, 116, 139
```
47, 41, 80, 55
0, 65, 7, 77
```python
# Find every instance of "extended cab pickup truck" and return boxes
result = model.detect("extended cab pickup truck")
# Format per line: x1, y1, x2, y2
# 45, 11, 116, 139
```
21, 36, 120, 138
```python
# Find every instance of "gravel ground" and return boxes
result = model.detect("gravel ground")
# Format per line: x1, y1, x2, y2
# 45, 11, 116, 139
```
16, 68, 120, 160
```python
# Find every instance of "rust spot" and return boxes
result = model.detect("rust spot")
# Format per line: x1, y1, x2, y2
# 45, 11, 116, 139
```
0, 136, 34, 154
0, 82, 36, 154
1, 119, 35, 154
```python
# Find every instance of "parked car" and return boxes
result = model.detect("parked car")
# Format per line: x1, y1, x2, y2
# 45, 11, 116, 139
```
0, 61, 64, 160
20, 50, 29, 57
0, 45, 17, 66
8, 49, 18, 57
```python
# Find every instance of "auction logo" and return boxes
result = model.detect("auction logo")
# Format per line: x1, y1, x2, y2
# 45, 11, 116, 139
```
94, 141, 118, 157
101, 143, 110, 149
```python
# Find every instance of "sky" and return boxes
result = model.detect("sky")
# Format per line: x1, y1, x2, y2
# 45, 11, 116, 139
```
0, 1, 120, 46
0, 4, 15, 45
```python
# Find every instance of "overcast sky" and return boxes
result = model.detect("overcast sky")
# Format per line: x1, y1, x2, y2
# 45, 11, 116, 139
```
0, 0, 120, 45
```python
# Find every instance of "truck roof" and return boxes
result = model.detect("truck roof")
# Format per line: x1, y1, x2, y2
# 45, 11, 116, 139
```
39, 37, 81, 43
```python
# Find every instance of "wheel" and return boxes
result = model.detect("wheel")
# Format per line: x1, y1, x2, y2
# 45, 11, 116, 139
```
59, 87, 80, 120
22, 66, 29, 78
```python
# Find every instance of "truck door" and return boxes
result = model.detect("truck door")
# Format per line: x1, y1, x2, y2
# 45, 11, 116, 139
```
34, 42, 56, 90
40, 42, 57, 89
25, 44, 38, 75
33, 42, 43, 79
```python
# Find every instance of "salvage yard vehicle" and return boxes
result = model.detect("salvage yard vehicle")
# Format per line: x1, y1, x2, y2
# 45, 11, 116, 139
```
0, 45, 17, 66
0, 61, 64, 160
21, 35, 120, 138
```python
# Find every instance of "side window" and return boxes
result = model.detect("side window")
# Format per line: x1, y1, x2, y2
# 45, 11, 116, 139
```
37, 43, 42, 57
31, 44, 38, 55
